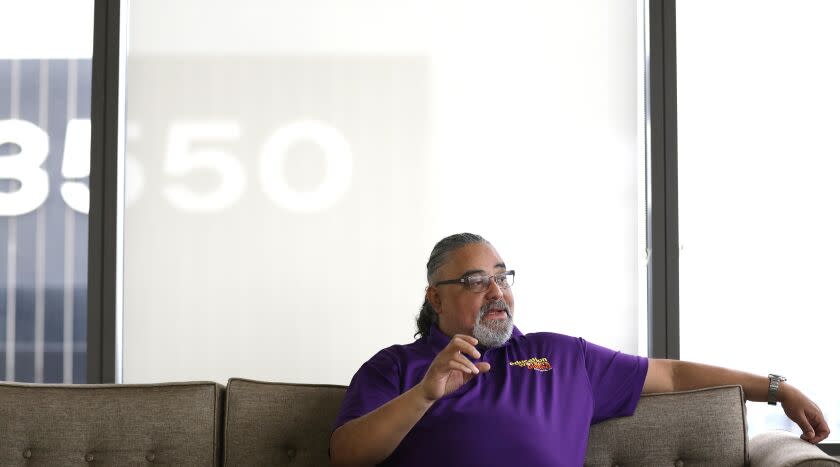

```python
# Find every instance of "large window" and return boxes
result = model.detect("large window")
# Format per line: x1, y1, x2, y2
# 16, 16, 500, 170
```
119, 0, 647, 384
677, 0, 839, 443
0, 0, 94, 383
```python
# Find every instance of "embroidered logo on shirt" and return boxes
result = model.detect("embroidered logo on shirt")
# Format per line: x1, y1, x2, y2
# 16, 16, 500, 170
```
509, 357, 552, 372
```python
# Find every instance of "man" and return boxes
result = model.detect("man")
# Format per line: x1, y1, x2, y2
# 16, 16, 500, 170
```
330, 233, 830, 466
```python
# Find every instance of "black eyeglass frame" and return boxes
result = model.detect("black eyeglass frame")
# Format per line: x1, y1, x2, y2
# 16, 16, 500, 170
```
434, 270, 515, 292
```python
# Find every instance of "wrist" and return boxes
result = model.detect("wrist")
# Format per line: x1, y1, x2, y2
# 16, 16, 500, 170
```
410, 383, 438, 406
777, 381, 797, 405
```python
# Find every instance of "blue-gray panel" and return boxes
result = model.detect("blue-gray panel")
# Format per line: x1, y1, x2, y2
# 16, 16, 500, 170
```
1, 59, 92, 383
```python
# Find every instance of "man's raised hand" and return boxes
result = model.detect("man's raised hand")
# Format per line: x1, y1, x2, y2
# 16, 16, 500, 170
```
419, 334, 491, 402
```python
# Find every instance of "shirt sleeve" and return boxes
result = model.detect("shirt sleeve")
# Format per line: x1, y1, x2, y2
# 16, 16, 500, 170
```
577, 337, 649, 424
333, 347, 402, 431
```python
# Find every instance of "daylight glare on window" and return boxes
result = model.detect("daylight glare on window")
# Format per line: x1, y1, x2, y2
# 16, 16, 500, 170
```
677, 0, 840, 443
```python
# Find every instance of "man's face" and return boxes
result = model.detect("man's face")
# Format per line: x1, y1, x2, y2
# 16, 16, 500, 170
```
427, 242, 515, 345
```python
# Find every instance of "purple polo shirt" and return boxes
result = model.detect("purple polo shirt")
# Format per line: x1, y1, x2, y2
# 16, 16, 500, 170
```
334, 324, 648, 466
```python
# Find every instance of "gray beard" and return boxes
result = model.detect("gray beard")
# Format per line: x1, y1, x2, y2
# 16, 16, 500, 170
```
473, 299, 514, 348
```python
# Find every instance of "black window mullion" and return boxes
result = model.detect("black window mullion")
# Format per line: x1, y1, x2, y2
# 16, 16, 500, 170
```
646, 0, 680, 360
87, 0, 121, 384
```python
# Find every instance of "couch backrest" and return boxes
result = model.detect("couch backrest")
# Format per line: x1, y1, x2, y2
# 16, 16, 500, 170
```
0, 381, 223, 466
223, 378, 345, 466
223, 380, 748, 467
0, 380, 749, 466
585, 385, 748, 466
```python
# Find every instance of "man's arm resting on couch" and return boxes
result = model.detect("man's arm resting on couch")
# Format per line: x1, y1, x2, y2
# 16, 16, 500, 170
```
643, 358, 831, 444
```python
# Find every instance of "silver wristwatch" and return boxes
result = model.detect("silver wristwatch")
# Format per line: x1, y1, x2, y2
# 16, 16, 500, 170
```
768, 374, 786, 405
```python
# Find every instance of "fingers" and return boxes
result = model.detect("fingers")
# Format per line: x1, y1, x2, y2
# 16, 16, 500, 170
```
432, 335, 485, 376
811, 416, 831, 444
784, 393, 830, 444
447, 359, 476, 375
449, 334, 481, 359
813, 423, 831, 444
421, 334, 489, 401
446, 354, 491, 376
429, 334, 488, 379
452, 351, 480, 374
795, 412, 816, 442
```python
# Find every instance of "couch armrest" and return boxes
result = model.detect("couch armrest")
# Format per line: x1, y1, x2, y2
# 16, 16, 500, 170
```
750, 431, 840, 467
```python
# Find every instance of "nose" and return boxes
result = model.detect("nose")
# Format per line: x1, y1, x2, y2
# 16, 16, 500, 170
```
485, 279, 503, 302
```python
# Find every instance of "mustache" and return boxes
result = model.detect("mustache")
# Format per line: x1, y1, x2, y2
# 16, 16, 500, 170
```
479, 299, 510, 318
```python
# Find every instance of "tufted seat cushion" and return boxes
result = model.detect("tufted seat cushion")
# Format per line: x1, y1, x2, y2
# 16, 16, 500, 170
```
585, 385, 748, 466
0, 381, 223, 466
223, 378, 345, 466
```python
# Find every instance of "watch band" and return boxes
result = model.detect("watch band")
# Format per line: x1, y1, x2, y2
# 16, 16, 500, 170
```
768, 373, 787, 405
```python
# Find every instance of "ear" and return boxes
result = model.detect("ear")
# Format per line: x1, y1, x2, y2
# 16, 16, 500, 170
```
426, 286, 443, 314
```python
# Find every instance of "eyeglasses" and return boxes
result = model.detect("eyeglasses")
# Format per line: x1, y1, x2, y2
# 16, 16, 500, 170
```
434, 270, 515, 293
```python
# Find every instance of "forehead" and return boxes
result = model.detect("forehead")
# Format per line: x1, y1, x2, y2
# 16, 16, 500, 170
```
440, 242, 506, 276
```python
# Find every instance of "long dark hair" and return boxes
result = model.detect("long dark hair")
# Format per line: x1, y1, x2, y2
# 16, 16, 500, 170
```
415, 233, 487, 338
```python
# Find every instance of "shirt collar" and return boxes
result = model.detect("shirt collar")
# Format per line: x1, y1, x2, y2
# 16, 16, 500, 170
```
427, 323, 523, 353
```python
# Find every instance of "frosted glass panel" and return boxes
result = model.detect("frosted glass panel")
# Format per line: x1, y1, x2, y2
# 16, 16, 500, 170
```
122, 0, 644, 385
678, 0, 839, 443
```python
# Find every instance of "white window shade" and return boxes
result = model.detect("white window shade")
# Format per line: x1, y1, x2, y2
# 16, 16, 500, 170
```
121, 0, 644, 385
677, 0, 840, 443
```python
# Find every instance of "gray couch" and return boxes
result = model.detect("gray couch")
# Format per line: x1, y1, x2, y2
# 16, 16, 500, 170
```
1, 380, 836, 466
